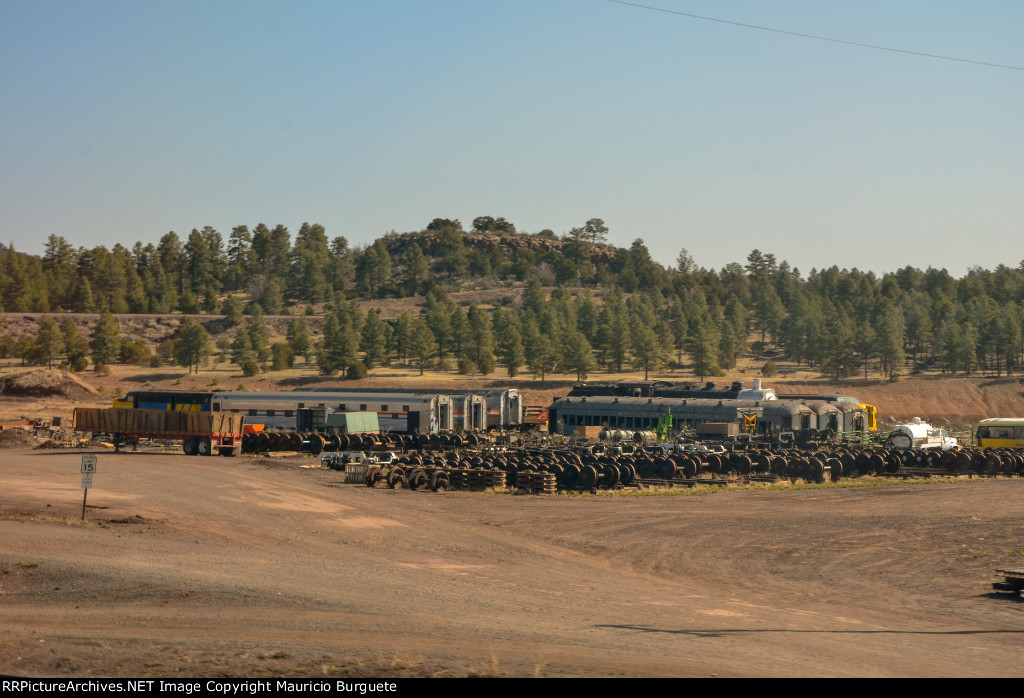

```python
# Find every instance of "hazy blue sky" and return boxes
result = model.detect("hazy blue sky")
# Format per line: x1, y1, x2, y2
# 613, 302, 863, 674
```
2, 0, 1021, 276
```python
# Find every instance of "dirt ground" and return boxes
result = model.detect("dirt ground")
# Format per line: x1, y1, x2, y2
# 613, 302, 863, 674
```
2, 448, 1023, 678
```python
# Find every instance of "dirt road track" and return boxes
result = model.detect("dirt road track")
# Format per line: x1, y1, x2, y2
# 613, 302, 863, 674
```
2, 449, 1024, 677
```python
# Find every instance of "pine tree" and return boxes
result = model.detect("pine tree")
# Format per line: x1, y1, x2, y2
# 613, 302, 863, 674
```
401, 243, 429, 296
61, 318, 89, 371
290, 222, 332, 302
630, 320, 666, 380
285, 317, 313, 364
90, 311, 122, 365
465, 305, 495, 374
685, 313, 719, 381
230, 330, 254, 367
247, 308, 270, 361
225, 225, 254, 291
527, 333, 558, 380
174, 318, 212, 374
561, 329, 596, 381
390, 312, 413, 364
877, 304, 906, 381
408, 319, 437, 376
853, 320, 878, 379
360, 309, 389, 368
319, 314, 356, 376
221, 295, 245, 327
34, 316, 62, 368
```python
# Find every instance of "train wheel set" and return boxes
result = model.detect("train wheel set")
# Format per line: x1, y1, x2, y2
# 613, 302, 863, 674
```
330, 443, 1024, 494
240, 430, 485, 455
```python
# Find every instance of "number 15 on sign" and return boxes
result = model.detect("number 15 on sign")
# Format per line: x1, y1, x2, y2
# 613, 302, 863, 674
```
80, 455, 97, 520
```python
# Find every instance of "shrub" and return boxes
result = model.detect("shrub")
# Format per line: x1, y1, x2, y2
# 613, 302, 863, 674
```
346, 361, 368, 380
241, 358, 260, 377
119, 339, 153, 365
270, 342, 294, 371
762, 359, 778, 378
68, 354, 89, 373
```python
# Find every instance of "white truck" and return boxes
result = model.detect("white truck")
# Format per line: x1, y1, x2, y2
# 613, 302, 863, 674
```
885, 418, 958, 451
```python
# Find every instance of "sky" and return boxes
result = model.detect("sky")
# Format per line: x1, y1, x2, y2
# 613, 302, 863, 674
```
1, 0, 1022, 277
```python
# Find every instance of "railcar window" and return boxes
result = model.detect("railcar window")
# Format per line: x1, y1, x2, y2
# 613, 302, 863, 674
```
403, 405, 410, 412
338, 404, 346, 411
284, 410, 293, 417
267, 410, 275, 417
360, 404, 367, 411
381, 405, 388, 412
249, 409, 257, 416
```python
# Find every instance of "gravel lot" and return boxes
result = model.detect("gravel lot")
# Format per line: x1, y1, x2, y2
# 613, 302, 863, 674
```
2, 448, 1024, 677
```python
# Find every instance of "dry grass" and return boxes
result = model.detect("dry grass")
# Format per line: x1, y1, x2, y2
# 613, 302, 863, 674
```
2, 308, 1022, 426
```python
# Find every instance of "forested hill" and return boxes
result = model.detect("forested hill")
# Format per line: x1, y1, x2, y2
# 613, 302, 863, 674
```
1, 216, 1023, 382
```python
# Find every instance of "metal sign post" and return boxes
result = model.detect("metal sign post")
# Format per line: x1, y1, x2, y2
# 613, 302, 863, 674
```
81, 455, 97, 521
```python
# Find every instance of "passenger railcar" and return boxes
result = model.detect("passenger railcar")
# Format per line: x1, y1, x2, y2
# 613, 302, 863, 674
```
303, 387, 523, 431
976, 418, 1024, 449
547, 396, 859, 437
304, 387, 486, 431
481, 389, 524, 430
211, 391, 453, 433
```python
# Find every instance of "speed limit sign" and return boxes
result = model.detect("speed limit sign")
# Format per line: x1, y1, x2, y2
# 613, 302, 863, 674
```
79, 455, 98, 521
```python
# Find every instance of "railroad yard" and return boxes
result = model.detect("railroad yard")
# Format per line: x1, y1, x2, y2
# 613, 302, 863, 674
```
3, 447, 1024, 678
4, 372, 1024, 677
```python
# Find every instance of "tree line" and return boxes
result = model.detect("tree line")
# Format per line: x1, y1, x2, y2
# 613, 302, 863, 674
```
2, 218, 1024, 381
